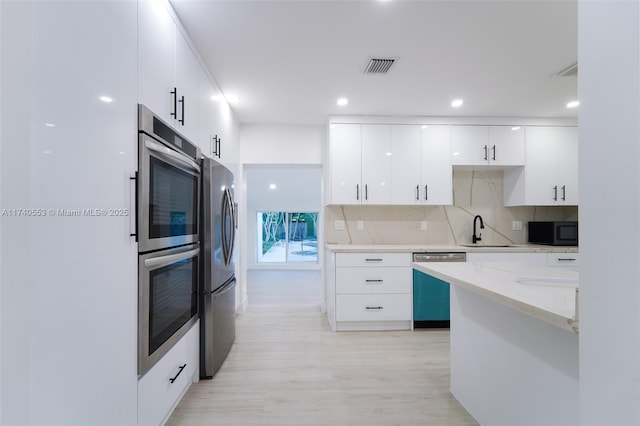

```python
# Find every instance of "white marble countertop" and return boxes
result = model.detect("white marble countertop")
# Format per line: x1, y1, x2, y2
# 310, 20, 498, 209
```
413, 261, 579, 333
325, 243, 579, 254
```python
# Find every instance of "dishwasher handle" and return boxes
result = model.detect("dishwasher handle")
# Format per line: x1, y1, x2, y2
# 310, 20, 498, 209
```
412, 252, 467, 262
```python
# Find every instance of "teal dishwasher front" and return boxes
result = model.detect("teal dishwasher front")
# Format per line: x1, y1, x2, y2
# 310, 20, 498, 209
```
412, 252, 466, 328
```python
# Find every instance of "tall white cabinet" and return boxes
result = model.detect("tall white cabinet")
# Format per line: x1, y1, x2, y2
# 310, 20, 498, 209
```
504, 126, 578, 206
138, 0, 201, 143
1, 1, 138, 424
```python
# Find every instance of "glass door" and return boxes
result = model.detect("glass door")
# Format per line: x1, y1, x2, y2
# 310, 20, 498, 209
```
257, 212, 318, 263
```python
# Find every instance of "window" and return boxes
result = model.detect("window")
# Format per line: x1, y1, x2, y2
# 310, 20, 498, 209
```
257, 212, 318, 263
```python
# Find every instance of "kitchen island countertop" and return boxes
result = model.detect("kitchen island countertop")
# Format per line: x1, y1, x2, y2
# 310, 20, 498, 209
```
413, 260, 579, 333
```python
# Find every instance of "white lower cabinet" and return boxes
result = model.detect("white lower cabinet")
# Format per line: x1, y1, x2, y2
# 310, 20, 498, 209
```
138, 322, 199, 426
547, 253, 580, 269
327, 252, 412, 331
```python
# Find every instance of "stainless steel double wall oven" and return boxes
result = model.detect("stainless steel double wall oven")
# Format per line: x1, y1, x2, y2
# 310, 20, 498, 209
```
137, 104, 201, 376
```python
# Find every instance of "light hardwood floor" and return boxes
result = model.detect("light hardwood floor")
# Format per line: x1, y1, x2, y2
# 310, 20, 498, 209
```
166, 270, 478, 426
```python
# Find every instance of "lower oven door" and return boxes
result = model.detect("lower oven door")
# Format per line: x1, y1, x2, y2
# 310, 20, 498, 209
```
138, 243, 199, 376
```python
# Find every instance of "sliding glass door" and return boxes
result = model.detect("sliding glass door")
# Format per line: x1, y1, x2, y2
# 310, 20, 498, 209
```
257, 212, 318, 263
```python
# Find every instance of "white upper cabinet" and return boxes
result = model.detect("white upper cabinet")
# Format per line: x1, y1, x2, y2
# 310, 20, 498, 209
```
391, 125, 422, 204
138, 0, 176, 124
421, 125, 453, 205
451, 125, 524, 166
174, 32, 201, 142
504, 126, 578, 206
489, 125, 525, 166
390, 125, 452, 205
138, 0, 200, 143
362, 124, 393, 204
330, 124, 362, 204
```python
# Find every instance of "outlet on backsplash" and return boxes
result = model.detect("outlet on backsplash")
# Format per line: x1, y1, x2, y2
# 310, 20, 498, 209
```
512, 220, 523, 231
335, 220, 345, 230
357, 220, 364, 230
420, 221, 428, 231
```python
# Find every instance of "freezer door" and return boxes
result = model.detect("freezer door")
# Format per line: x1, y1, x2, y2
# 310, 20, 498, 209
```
200, 277, 236, 379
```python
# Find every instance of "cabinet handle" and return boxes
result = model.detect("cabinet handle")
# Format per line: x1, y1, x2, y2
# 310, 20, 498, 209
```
416, 185, 420, 201
212, 135, 221, 159
169, 364, 187, 384
558, 258, 576, 262
365, 184, 368, 201
483, 145, 488, 161
424, 185, 428, 201
178, 95, 185, 125
562, 185, 566, 201
365, 258, 383, 262
553, 186, 558, 201
129, 173, 138, 240
170, 87, 177, 119
365, 306, 384, 310
356, 184, 360, 201
492, 145, 496, 161
365, 279, 384, 283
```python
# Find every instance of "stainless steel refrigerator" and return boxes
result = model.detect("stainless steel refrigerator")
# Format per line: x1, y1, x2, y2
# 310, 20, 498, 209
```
200, 156, 237, 379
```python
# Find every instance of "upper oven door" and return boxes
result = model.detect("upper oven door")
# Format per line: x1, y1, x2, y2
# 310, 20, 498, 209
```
138, 133, 201, 252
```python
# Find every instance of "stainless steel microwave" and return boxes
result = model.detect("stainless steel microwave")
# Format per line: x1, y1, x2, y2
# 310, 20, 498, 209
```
528, 221, 578, 246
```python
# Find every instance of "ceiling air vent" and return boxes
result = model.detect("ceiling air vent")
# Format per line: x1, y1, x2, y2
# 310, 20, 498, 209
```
364, 58, 396, 74
551, 62, 578, 77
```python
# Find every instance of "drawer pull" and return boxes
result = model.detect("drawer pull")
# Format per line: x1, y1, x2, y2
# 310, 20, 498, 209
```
365, 258, 383, 262
365, 306, 384, 310
365, 279, 384, 283
169, 364, 187, 384
557, 258, 576, 262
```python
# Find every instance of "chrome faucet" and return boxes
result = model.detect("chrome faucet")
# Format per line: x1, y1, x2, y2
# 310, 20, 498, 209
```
472, 215, 484, 244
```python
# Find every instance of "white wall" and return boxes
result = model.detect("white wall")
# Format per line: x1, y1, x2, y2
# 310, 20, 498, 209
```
240, 124, 324, 164
578, 2, 640, 424
245, 165, 322, 269
238, 124, 325, 304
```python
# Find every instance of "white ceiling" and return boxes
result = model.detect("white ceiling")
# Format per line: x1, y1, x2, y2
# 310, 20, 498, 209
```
170, 0, 578, 126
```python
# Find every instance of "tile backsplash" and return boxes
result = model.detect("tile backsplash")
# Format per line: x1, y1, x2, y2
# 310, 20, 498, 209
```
325, 170, 578, 245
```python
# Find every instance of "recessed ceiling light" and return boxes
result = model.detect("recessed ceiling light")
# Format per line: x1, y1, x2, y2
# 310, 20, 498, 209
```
99, 96, 113, 103
45, 123, 56, 127
337, 98, 348, 106
511, 126, 521, 131
43, 150, 52, 154
451, 99, 463, 108
385, 152, 393, 156
566, 101, 580, 108
269, 184, 277, 190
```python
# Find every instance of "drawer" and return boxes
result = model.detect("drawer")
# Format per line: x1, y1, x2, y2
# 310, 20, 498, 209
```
336, 267, 411, 294
336, 252, 410, 267
336, 294, 412, 322
547, 253, 579, 267
138, 322, 199, 426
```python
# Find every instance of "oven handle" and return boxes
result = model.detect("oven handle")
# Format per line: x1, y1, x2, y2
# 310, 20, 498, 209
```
145, 139, 201, 173
144, 248, 199, 268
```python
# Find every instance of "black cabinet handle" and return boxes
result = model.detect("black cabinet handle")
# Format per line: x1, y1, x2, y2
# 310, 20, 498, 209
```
365, 279, 384, 283
365, 258, 383, 262
217, 137, 221, 158
558, 258, 576, 262
483, 145, 488, 161
170, 88, 177, 119
169, 364, 186, 384
553, 186, 558, 201
129, 173, 138, 240
562, 185, 566, 201
424, 185, 428, 201
365, 306, 384, 310
492, 145, 496, 161
356, 184, 360, 201
365, 184, 368, 201
416, 185, 419, 201
178, 95, 185, 125
212, 135, 221, 158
